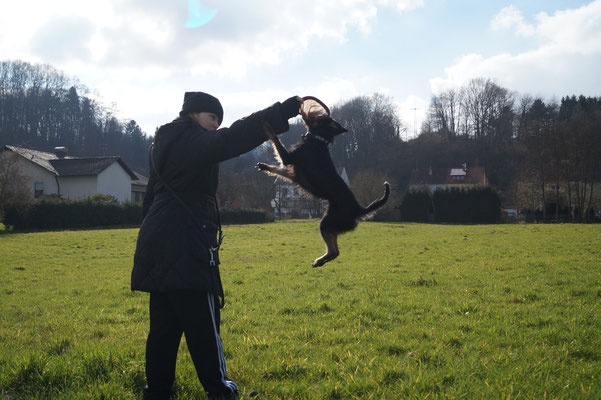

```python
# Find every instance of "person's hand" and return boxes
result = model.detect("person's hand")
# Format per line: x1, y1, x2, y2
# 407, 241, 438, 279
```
280, 96, 302, 120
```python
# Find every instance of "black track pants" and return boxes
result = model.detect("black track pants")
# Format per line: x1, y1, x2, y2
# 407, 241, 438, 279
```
143, 291, 238, 399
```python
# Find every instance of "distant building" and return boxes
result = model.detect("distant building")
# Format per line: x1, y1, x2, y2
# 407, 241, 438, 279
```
0, 145, 140, 202
271, 167, 350, 219
131, 170, 149, 203
409, 164, 487, 192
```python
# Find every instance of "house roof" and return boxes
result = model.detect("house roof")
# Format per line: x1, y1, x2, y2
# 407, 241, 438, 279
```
409, 166, 486, 186
450, 168, 466, 176
3, 145, 64, 174
131, 170, 149, 188
50, 157, 137, 179
2, 145, 137, 180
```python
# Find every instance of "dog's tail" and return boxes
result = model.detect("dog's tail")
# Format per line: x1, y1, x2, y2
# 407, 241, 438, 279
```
360, 182, 390, 220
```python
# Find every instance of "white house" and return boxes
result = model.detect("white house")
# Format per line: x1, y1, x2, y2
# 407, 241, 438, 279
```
0, 145, 138, 202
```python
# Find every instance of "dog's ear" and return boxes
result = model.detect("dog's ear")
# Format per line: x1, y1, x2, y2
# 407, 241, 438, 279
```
329, 119, 348, 134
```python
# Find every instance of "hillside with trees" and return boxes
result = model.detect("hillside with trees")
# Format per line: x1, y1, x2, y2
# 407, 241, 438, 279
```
2, 60, 600, 222
0, 60, 153, 174
224, 81, 601, 222
420, 78, 601, 221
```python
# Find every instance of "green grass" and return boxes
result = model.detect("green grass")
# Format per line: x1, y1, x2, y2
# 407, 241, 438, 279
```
1, 221, 600, 399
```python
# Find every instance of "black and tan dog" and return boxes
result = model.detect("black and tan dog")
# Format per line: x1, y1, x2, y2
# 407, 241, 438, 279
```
257, 117, 390, 267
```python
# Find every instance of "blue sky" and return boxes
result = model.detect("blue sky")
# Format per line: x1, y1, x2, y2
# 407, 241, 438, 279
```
1, 0, 599, 137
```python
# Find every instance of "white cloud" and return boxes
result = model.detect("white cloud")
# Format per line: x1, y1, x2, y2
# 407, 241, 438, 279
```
314, 78, 360, 106
378, 0, 425, 13
490, 5, 535, 37
1, 0, 428, 134
534, 1, 601, 55
31, 16, 96, 62
1, 0, 424, 75
432, 0, 601, 98
217, 78, 359, 128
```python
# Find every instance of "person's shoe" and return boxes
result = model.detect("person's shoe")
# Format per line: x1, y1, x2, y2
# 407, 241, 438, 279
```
207, 393, 238, 400
207, 389, 257, 399
142, 385, 173, 399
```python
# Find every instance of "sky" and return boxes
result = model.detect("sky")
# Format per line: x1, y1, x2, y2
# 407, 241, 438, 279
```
1, 0, 600, 138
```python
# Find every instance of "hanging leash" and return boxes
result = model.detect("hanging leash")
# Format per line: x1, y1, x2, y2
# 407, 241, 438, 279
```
209, 198, 225, 266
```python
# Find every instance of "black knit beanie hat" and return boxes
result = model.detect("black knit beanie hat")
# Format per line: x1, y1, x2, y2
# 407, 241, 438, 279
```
179, 91, 223, 123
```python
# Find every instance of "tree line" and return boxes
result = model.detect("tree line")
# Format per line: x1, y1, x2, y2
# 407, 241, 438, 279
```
422, 78, 601, 222
221, 79, 600, 222
2, 60, 599, 222
0, 60, 153, 174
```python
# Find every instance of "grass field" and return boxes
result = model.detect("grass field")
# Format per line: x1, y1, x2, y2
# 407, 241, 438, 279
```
0, 221, 600, 399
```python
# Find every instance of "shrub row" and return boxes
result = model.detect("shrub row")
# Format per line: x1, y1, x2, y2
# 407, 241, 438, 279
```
2, 198, 273, 230
400, 187, 501, 223
433, 187, 500, 223
399, 189, 432, 222
219, 208, 274, 224
2, 197, 142, 230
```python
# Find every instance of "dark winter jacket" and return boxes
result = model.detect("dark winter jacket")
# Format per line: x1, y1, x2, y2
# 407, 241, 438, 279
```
131, 102, 289, 294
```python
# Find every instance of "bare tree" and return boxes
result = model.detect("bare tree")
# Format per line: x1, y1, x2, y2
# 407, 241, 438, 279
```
427, 88, 464, 140
562, 98, 601, 221
351, 168, 398, 220
460, 78, 516, 143
271, 179, 290, 219
330, 93, 405, 177
519, 99, 558, 220
515, 94, 534, 140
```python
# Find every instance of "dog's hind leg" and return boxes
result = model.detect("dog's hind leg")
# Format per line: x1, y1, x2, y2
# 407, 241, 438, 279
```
312, 230, 340, 268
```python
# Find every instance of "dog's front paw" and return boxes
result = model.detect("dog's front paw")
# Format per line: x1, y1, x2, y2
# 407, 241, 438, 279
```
255, 162, 268, 171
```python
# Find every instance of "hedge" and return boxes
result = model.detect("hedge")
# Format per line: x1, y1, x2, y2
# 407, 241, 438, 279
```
2, 198, 272, 230
219, 208, 274, 224
2, 197, 142, 230
399, 189, 432, 222
432, 187, 500, 223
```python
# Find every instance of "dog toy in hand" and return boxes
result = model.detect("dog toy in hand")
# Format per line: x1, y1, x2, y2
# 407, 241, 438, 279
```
300, 96, 330, 122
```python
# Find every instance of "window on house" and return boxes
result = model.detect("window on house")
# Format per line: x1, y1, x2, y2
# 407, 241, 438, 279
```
131, 191, 145, 202
550, 184, 561, 191
34, 182, 44, 198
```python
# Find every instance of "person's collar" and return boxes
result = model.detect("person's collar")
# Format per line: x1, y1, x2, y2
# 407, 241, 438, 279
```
175, 116, 207, 130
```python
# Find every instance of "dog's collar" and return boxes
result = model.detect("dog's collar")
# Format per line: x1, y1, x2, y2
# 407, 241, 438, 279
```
303, 132, 331, 145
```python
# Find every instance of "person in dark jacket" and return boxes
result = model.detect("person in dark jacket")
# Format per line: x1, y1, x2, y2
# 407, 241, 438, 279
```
132, 92, 301, 399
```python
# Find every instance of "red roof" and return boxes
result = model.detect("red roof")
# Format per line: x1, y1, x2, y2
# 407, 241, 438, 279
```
409, 167, 487, 186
